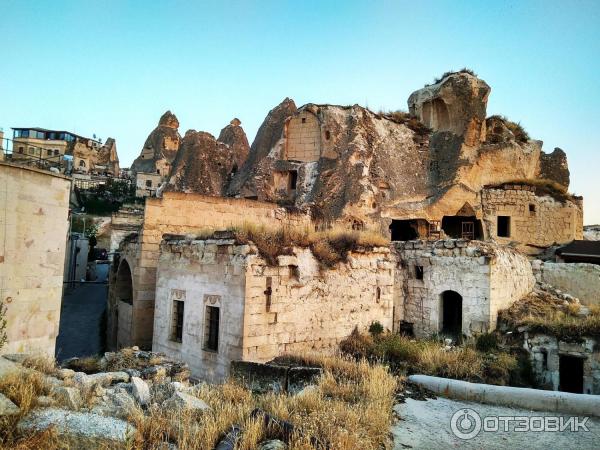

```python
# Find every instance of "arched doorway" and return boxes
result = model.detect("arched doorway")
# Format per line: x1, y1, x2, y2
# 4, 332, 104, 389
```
440, 290, 462, 336
116, 260, 133, 304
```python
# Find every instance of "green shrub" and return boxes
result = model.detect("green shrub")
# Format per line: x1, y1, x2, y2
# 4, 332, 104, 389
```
475, 333, 498, 352
368, 321, 384, 337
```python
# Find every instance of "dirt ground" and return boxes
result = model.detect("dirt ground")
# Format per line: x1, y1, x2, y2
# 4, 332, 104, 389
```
392, 396, 600, 449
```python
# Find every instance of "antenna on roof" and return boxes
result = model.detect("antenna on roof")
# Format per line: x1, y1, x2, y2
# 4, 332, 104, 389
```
93, 133, 97, 139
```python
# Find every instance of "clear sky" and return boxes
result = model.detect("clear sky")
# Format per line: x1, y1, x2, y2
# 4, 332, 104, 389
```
2, 0, 599, 223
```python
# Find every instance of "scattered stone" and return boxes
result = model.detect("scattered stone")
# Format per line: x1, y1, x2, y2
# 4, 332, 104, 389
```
57, 368, 75, 380
18, 408, 136, 447
51, 386, 82, 409
86, 371, 130, 387
0, 392, 20, 416
259, 439, 288, 450
163, 391, 211, 412
35, 396, 58, 408
131, 377, 150, 406
141, 365, 167, 381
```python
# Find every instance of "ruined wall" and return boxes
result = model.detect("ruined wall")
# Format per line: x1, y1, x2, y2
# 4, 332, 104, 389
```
533, 261, 600, 306
153, 239, 247, 382
109, 192, 312, 350
109, 207, 144, 253
285, 111, 322, 162
526, 334, 600, 395
481, 186, 583, 252
0, 162, 71, 355
393, 240, 533, 337
152, 239, 393, 381
135, 172, 163, 197
242, 247, 394, 363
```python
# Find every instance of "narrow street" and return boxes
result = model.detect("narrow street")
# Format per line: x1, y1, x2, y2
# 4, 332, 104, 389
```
55, 264, 109, 362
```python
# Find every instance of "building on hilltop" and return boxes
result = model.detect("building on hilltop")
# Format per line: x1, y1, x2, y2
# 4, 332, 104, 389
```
9, 127, 120, 176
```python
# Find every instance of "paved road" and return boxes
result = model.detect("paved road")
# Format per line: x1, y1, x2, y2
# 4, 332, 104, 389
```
55, 282, 108, 362
392, 397, 600, 449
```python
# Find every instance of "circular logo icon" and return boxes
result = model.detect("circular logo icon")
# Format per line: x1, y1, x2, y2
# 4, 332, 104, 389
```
450, 408, 482, 440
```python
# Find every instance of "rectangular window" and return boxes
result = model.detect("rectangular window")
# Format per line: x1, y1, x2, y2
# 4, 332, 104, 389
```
265, 277, 272, 312
18, 146, 24, 154
289, 170, 298, 190
529, 204, 536, 215
145, 179, 152, 188
497, 216, 510, 237
204, 306, 220, 352
47, 149, 53, 156
171, 300, 184, 342
415, 265, 424, 280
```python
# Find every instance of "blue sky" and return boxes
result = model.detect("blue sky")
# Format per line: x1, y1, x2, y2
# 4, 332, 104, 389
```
2, 1, 599, 223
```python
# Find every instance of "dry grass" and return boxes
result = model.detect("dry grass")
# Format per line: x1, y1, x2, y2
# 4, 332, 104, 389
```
21, 354, 58, 376
64, 348, 166, 374
487, 115, 530, 143
499, 290, 600, 340
378, 110, 431, 136
427, 67, 477, 86
195, 224, 389, 268
339, 330, 517, 385
127, 353, 397, 450
487, 178, 571, 203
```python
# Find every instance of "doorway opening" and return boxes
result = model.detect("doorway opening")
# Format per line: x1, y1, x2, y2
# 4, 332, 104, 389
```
441, 290, 462, 336
441, 216, 483, 240
116, 260, 133, 305
559, 355, 584, 394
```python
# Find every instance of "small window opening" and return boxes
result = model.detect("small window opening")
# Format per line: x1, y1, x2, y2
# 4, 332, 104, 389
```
289, 170, 298, 190
157, 169, 160, 174
301, 117, 306, 124
415, 266, 424, 280
54, 149, 59, 156
376, 287, 381, 302
541, 349, 548, 370
529, 204, 536, 215
497, 216, 510, 237
288, 265, 299, 280
264, 277, 273, 312
204, 306, 220, 352
145, 179, 152, 188
325, 130, 331, 140
47, 149, 52, 156
171, 300, 184, 343
18, 146, 24, 154
79, 160, 86, 167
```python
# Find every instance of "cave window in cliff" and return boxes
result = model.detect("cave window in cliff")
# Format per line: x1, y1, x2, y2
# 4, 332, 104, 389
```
325, 130, 331, 140
441, 216, 483, 240
529, 204, 536, 215
389, 220, 419, 241
301, 117, 307, 124
289, 170, 298, 191
497, 216, 511, 238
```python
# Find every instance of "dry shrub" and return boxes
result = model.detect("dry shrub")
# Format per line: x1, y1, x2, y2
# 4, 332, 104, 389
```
499, 291, 600, 339
66, 356, 102, 374
489, 178, 571, 203
339, 328, 375, 360
21, 354, 58, 376
379, 110, 431, 135
0, 427, 65, 450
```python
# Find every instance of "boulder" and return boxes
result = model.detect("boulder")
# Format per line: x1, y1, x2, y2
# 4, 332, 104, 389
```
57, 368, 76, 380
18, 408, 136, 447
0, 392, 19, 416
259, 440, 288, 450
75, 371, 130, 387
163, 391, 211, 412
35, 396, 58, 408
131, 377, 150, 406
51, 386, 82, 409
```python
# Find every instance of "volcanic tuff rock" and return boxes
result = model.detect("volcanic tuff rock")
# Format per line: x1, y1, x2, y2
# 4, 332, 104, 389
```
217, 118, 251, 169
166, 130, 238, 195
227, 72, 577, 229
540, 147, 570, 189
131, 110, 181, 174
228, 98, 297, 198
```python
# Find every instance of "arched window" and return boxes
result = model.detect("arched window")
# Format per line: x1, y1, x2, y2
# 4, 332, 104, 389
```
79, 160, 86, 167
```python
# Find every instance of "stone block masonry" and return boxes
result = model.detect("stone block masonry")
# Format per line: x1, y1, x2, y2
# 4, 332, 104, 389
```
152, 238, 393, 381
0, 162, 71, 355
533, 261, 600, 307
393, 239, 534, 337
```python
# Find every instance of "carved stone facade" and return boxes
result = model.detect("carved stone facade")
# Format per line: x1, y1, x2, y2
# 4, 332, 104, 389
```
152, 238, 393, 381
393, 239, 535, 337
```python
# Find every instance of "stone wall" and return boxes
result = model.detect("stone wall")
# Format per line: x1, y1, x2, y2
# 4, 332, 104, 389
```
109, 207, 144, 253
533, 261, 600, 306
108, 192, 312, 350
526, 333, 600, 395
152, 238, 393, 381
393, 240, 534, 337
284, 111, 321, 162
0, 162, 71, 355
481, 186, 583, 253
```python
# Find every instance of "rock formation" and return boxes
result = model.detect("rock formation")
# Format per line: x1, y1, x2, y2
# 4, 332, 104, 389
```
166, 121, 249, 195
227, 98, 297, 198
227, 72, 581, 241
131, 111, 181, 175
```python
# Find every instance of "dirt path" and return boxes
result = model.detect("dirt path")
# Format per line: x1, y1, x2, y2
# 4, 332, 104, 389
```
392, 397, 600, 449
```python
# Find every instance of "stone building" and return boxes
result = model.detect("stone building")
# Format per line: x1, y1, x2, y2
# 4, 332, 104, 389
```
393, 239, 535, 337
0, 161, 71, 355
227, 71, 582, 252
107, 192, 312, 350
152, 237, 393, 381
